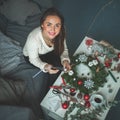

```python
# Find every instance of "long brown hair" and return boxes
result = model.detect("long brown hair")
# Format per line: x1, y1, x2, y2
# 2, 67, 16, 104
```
40, 7, 65, 55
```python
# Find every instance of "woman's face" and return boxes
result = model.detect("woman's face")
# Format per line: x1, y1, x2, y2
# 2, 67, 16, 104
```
41, 15, 62, 40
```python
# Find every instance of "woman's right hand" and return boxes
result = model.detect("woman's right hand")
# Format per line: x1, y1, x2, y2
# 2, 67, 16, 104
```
44, 64, 59, 74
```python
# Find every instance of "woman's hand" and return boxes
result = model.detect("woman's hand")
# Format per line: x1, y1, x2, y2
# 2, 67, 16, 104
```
44, 64, 59, 74
62, 60, 71, 72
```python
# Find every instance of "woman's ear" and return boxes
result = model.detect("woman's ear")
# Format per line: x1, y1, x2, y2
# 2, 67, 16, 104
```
41, 24, 43, 28
41, 25, 43, 30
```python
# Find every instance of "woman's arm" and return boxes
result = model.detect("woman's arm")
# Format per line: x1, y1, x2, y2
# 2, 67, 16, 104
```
23, 35, 47, 71
60, 40, 70, 63
60, 40, 71, 71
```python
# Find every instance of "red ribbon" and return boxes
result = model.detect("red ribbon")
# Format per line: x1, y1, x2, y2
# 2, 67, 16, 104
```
50, 86, 62, 90
62, 77, 66, 85
50, 77, 66, 89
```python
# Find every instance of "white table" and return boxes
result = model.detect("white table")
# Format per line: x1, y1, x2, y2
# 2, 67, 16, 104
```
40, 36, 120, 120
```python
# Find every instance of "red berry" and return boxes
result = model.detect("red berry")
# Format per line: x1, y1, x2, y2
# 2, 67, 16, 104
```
84, 94, 90, 101
104, 61, 111, 68
77, 80, 83, 85
70, 88, 76, 92
85, 101, 91, 108
118, 53, 120, 58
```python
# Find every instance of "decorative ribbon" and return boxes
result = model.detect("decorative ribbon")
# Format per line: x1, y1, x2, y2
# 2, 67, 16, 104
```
50, 86, 62, 90
62, 77, 66, 85
50, 77, 66, 89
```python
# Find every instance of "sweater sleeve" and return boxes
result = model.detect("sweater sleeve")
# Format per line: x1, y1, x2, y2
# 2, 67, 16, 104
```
60, 40, 70, 64
23, 35, 47, 71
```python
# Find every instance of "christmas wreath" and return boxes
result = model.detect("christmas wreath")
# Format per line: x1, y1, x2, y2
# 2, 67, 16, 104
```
62, 53, 108, 94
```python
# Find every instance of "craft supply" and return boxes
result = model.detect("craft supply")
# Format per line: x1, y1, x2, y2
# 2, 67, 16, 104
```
33, 66, 64, 78
32, 70, 42, 78
52, 89, 78, 103
108, 70, 117, 82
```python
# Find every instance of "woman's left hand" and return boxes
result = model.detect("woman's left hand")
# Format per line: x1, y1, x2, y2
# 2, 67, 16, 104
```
62, 60, 71, 72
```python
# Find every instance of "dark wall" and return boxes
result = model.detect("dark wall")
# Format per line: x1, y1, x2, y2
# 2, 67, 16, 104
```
53, 0, 120, 55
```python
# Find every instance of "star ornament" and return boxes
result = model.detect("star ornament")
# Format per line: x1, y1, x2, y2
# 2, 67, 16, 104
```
79, 54, 88, 62
84, 79, 94, 89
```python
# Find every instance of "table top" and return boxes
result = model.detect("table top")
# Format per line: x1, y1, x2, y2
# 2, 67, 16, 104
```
41, 36, 120, 120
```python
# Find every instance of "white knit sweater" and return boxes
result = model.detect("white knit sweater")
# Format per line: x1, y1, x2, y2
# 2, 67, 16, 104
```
23, 27, 70, 71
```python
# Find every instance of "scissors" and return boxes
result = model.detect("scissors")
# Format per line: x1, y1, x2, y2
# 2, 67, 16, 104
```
52, 89, 78, 103
52, 89, 61, 94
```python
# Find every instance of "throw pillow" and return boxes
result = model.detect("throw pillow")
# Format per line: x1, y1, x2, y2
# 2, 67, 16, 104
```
33, 0, 53, 8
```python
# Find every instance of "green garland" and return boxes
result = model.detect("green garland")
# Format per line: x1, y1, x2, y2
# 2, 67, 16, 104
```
64, 101, 119, 120
64, 102, 103, 120
62, 53, 108, 94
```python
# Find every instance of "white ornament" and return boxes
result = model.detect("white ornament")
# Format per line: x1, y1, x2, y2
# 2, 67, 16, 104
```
76, 63, 92, 78
88, 61, 93, 67
73, 78, 76, 81
75, 59, 79, 62
68, 70, 74, 76
93, 60, 98, 65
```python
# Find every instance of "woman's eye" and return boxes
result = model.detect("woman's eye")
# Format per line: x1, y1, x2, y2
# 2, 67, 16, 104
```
47, 23, 51, 26
55, 24, 61, 28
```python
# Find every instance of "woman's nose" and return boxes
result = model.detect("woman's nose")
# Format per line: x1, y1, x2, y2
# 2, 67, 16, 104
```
50, 26, 55, 31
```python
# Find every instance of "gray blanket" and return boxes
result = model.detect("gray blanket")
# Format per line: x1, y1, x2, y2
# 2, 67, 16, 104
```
0, 31, 25, 75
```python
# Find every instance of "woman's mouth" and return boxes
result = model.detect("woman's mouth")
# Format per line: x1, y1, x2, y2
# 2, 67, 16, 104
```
49, 32, 56, 36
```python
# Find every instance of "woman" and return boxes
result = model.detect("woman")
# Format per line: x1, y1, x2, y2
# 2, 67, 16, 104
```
22, 7, 71, 119
23, 7, 71, 74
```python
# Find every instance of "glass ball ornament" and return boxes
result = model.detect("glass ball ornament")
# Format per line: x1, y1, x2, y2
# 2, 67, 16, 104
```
61, 101, 69, 109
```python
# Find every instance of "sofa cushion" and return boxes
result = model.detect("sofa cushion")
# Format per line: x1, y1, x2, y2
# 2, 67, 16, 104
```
0, 0, 41, 25
33, 0, 53, 9
6, 13, 41, 47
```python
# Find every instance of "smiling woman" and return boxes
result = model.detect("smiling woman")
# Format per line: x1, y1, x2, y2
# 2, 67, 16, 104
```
23, 7, 71, 74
